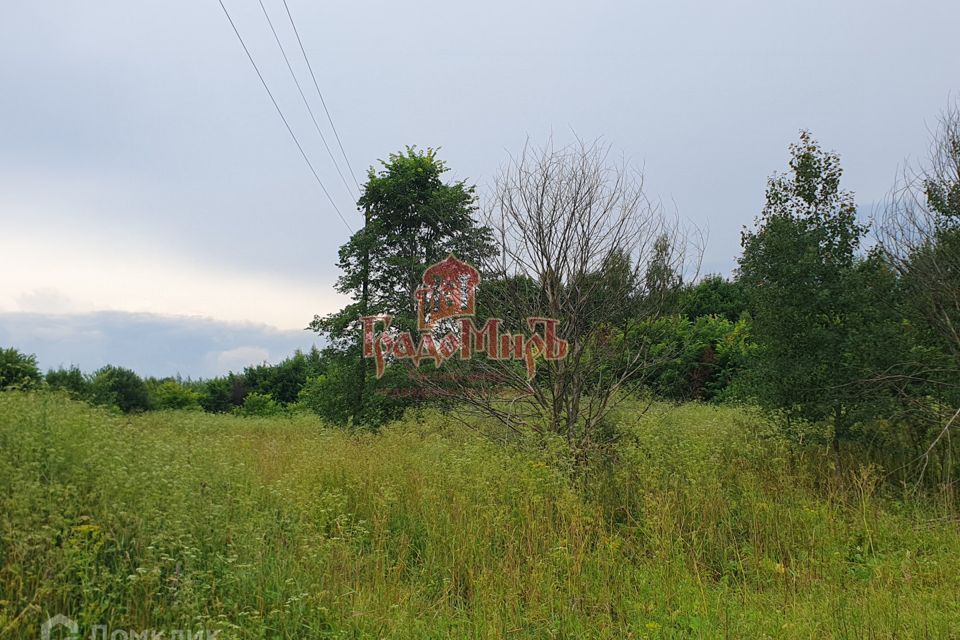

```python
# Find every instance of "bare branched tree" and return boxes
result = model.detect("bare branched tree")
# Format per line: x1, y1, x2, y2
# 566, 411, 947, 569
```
426, 138, 700, 461
880, 100, 960, 364
878, 100, 960, 488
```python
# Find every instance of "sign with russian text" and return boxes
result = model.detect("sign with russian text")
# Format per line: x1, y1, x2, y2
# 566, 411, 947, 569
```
361, 254, 568, 379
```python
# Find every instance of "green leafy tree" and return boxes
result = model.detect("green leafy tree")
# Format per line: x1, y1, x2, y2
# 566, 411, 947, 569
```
313, 147, 495, 340
0, 348, 42, 390
679, 275, 748, 322
236, 391, 282, 417
738, 131, 902, 452
46, 365, 90, 399
148, 379, 202, 410
298, 361, 409, 426
642, 233, 683, 315
90, 365, 149, 413
243, 348, 322, 405
309, 147, 495, 425
198, 376, 235, 413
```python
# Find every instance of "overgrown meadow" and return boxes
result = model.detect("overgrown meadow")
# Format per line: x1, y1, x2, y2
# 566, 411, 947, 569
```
2, 391, 958, 639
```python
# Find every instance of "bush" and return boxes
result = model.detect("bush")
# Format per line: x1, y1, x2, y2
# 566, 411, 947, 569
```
0, 347, 42, 390
243, 349, 322, 404
298, 361, 411, 427
679, 274, 748, 322
90, 365, 149, 413
627, 315, 754, 401
45, 365, 90, 399
298, 374, 347, 422
148, 380, 202, 411
198, 374, 245, 413
236, 391, 282, 417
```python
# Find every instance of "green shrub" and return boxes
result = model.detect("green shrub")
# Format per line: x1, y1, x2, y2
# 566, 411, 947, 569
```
626, 315, 754, 401
235, 391, 281, 416
89, 365, 149, 413
242, 349, 322, 404
0, 347, 42, 390
45, 365, 90, 399
148, 379, 202, 411
298, 362, 411, 427
679, 274, 748, 321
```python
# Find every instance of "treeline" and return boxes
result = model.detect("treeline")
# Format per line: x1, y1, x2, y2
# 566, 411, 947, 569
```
0, 279, 750, 417
0, 346, 327, 417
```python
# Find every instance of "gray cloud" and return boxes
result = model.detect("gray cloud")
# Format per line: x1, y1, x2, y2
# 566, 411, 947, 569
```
0, 312, 322, 379
3, 1, 957, 279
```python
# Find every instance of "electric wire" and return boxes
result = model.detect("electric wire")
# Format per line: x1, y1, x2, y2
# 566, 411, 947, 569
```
256, 0, 355, 198
280, 0, 362, 191
217, 0, 354, 233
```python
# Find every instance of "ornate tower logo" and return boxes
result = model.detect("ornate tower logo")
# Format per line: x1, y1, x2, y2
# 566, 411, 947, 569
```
415, 254, 480, 330
362, 253, 568, 379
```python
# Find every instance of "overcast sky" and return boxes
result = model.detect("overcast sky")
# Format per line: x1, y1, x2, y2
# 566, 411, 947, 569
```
1, 0, 958, 376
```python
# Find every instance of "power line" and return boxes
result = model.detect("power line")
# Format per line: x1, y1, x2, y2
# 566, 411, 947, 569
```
256, 0, 355, 198
278, 1, 449, 236
280, 0, 362, 191
217, 0, 354, 233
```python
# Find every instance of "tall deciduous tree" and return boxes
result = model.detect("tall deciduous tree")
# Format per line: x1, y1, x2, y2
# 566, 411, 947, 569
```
308, 147, 495, 425
738, 131, 901, 453
311, 147, 495, 341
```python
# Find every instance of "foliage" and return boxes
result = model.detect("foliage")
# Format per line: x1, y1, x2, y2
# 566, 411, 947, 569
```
737, 131, 904, 447
627, 314, 754, 401
297, 358, 410, 427
0, 347, 42, 390
678, 274, 748, 322
45, 365, 90, 399
311, 147, 495, 343
881, 101, 960, 388
89, 365, 150, 414
309, 147, 495, 425
147, 379, 202, 411
235, 391, 282, 417
198, 376, 232, 413
642, 233, 683, 314
241, 348, 322, 405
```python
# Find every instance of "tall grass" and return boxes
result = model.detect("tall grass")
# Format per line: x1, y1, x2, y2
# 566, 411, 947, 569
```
0, 392, 958, 638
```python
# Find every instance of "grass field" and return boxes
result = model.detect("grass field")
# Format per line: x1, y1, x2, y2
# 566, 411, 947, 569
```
1, 391, 959, 638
